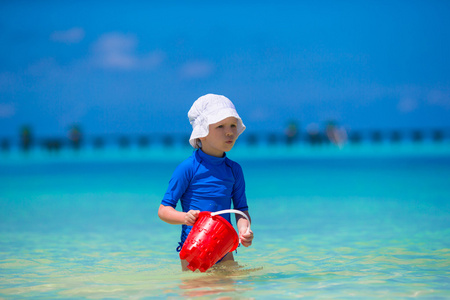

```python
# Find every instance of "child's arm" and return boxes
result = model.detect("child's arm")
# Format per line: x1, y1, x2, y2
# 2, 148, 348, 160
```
158, 204, 200, 226
236, 211, 253, 247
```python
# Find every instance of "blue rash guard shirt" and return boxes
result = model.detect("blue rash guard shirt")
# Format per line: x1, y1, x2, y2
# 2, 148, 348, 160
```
161, 149, 248, 244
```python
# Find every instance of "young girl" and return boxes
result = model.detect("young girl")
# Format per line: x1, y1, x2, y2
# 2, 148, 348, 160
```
158, 94, 254, 271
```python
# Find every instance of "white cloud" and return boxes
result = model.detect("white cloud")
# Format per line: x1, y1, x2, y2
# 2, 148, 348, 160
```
290, 81, 450, 114
392, 86, 450, 112
91, 33, 137, 69
179, 60, 215, 79
0, 103, 16, 118
90, 32, 164, 70
93, 33, 137, 54
50, 27, 85, 44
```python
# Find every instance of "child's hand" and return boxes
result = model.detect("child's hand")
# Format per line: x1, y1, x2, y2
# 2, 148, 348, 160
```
239, 228, 254, 247
185, 210, 200, 226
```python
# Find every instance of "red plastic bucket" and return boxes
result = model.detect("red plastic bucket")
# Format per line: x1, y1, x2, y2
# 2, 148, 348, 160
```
179, 210, 248, 272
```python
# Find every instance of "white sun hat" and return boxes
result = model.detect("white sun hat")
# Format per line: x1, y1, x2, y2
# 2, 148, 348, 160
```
188, 94, 246, 148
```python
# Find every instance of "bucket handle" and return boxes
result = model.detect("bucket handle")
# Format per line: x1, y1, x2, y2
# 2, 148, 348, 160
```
210, 209, 251, 234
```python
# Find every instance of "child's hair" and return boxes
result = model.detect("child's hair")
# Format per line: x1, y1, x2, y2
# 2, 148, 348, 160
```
194, 138, 202, 149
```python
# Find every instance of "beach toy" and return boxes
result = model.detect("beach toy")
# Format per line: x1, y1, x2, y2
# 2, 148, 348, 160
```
179, 209, 250, 272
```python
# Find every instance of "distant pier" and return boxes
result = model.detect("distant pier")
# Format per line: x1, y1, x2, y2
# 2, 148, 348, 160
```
0, 128, 449, 153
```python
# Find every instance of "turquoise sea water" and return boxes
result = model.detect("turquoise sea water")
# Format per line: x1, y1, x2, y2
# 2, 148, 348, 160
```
1, 143, 450, 299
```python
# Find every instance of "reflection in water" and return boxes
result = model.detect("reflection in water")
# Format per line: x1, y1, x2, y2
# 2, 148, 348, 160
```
180, 261, 263, 298
181, 274, 238, 298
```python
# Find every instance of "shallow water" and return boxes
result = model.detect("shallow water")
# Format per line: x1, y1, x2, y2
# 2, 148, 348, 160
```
1, 143, 450, 299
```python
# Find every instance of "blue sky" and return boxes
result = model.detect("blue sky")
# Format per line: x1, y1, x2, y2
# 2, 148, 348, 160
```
1, 1, 449, 138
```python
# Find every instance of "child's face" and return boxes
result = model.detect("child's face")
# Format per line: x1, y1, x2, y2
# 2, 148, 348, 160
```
200, 117, 238, 157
